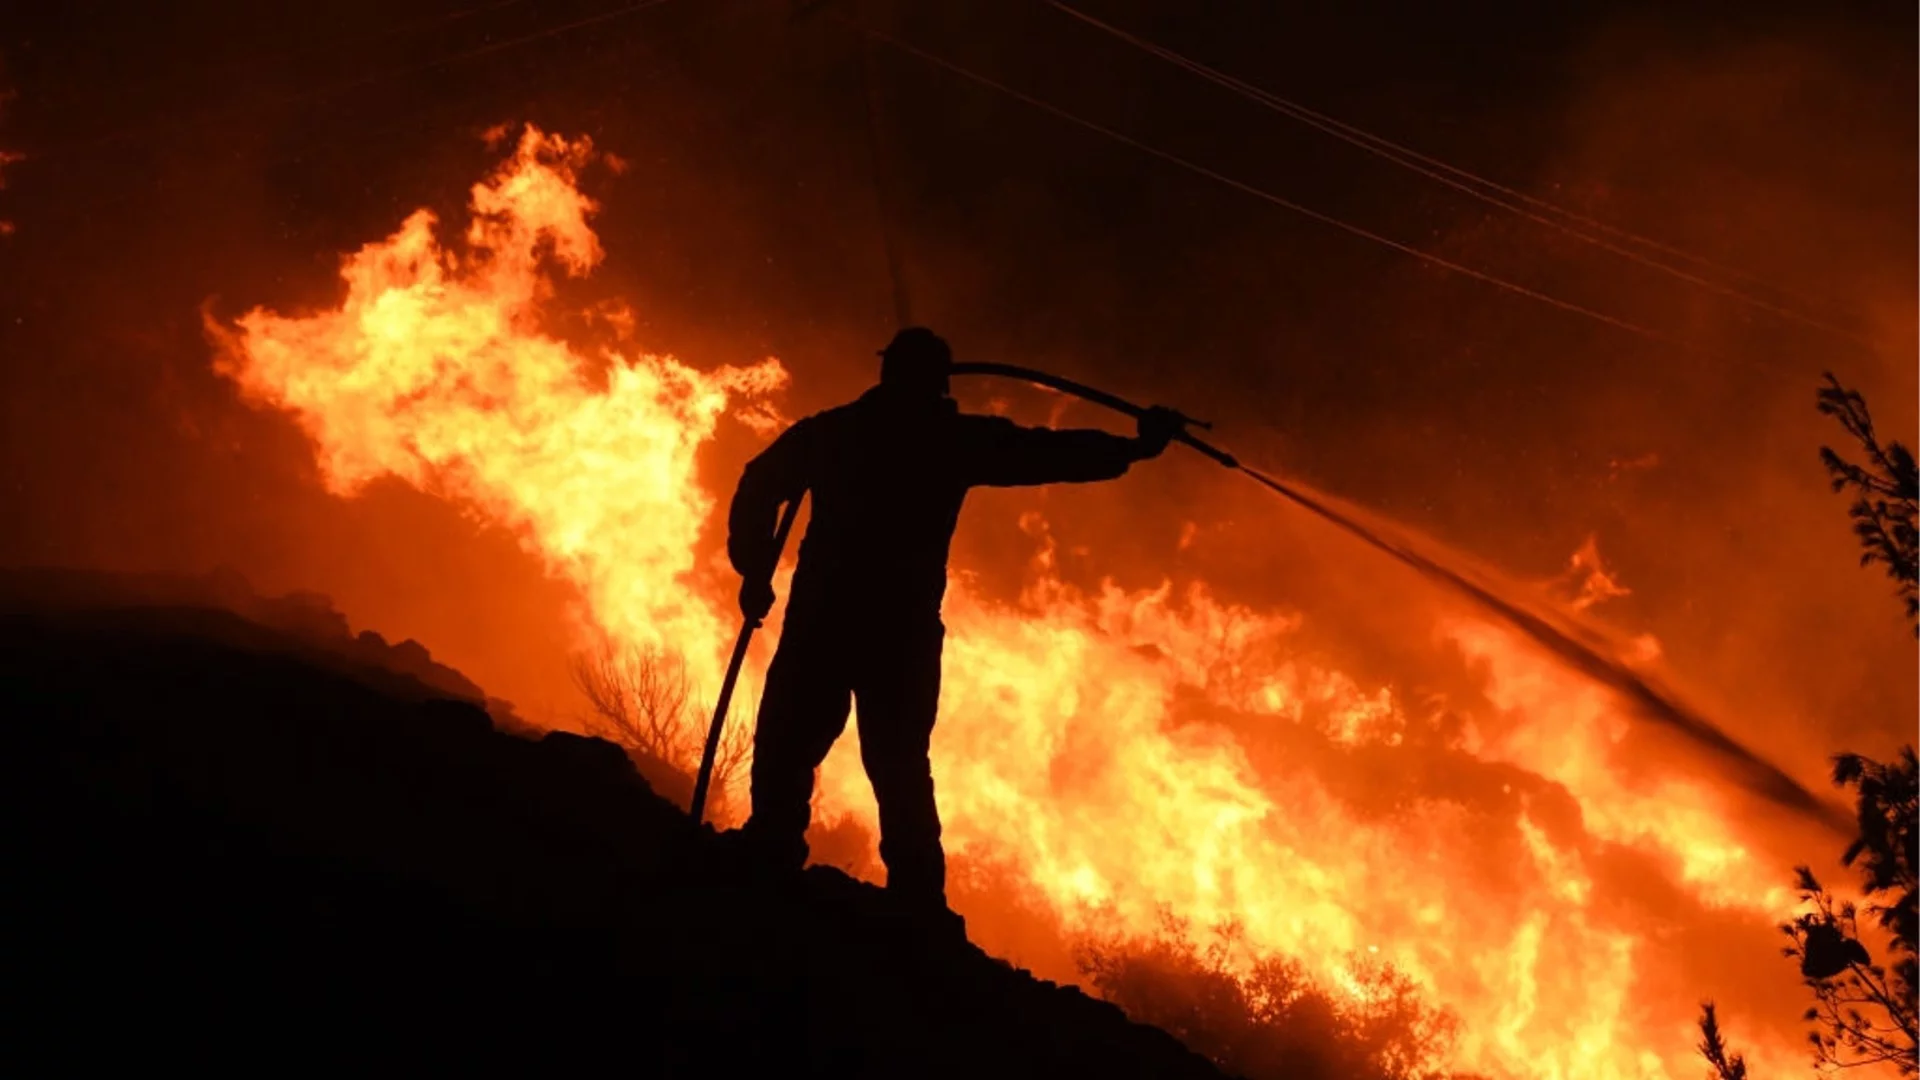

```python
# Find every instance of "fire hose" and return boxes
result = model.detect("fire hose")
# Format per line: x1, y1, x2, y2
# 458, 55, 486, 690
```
688, 363, 1845, 832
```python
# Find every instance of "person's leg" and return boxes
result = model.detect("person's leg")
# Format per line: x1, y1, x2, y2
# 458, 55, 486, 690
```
742, 630, 851, 870
853, 621, 947, 905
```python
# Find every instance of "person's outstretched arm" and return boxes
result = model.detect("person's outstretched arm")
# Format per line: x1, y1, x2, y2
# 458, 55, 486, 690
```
728, 418, 815, 619
964, 407, 1181, 487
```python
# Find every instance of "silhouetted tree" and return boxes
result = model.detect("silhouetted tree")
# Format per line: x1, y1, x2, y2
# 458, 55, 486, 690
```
1697, 378, 1919, 1076
1817, 373, 1918, 634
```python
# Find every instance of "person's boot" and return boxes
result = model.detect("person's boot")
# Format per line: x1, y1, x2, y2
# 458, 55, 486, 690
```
883, 886, 968, 944
714, 823, 806, 883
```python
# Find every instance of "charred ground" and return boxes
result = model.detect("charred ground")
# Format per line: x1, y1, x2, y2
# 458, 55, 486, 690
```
2, 567, 1221, 1077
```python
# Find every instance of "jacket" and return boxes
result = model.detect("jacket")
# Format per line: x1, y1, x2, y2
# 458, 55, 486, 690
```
727, 384, 1142, 626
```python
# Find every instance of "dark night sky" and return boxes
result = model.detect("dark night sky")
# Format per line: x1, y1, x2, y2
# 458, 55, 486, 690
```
0, 0, 1913, 761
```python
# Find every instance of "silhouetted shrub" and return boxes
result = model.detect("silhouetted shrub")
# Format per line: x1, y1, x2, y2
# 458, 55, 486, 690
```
571, 643, 752, 820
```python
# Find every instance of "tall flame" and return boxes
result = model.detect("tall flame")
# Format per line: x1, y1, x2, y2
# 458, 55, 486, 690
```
211, 127, 784, 696
214, 126, 1819, 1079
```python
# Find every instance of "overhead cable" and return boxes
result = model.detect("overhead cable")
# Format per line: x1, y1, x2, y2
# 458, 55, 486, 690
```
851, 20, 1668, 342
1043, 0, 1871, 347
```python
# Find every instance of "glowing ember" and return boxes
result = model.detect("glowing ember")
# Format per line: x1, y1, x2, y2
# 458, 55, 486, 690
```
213, 125, 1812, 1079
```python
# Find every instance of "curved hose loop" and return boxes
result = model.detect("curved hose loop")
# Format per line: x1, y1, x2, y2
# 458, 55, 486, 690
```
947, 361, 1239, 468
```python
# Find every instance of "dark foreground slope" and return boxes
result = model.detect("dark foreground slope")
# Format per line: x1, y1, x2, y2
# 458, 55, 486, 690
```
1, 570, 1223, 1078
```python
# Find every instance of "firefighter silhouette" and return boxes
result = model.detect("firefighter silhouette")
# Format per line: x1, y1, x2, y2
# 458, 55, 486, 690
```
725, 328, 1180, 912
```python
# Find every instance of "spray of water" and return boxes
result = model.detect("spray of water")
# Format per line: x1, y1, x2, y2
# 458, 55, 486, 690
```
950, 362, 1846, 832
1234, 462, 1850, 832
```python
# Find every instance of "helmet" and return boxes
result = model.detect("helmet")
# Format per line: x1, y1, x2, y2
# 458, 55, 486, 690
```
877, 327, 952, 397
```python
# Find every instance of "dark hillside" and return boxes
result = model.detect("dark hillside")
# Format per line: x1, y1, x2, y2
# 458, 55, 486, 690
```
1, 569, 1224, 1078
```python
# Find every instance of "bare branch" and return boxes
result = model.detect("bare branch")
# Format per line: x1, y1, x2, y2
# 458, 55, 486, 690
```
698, 687, 757, 827
570, 644, 699, 773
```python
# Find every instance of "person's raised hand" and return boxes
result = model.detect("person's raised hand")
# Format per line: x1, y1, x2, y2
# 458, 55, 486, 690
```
1134, 405, 1184, 460
739, 576, 776, 625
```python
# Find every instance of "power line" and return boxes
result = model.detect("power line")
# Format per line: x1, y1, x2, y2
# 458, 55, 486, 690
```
848, 19, 1668, 343
1043, 0, 1873, 348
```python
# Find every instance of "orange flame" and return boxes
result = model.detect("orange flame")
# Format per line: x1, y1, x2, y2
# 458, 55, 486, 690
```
210, 127, 784, 698
213, 126, 1818, 1080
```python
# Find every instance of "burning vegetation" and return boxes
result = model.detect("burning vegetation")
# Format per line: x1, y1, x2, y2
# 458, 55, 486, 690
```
194, 123, 1916, 1079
